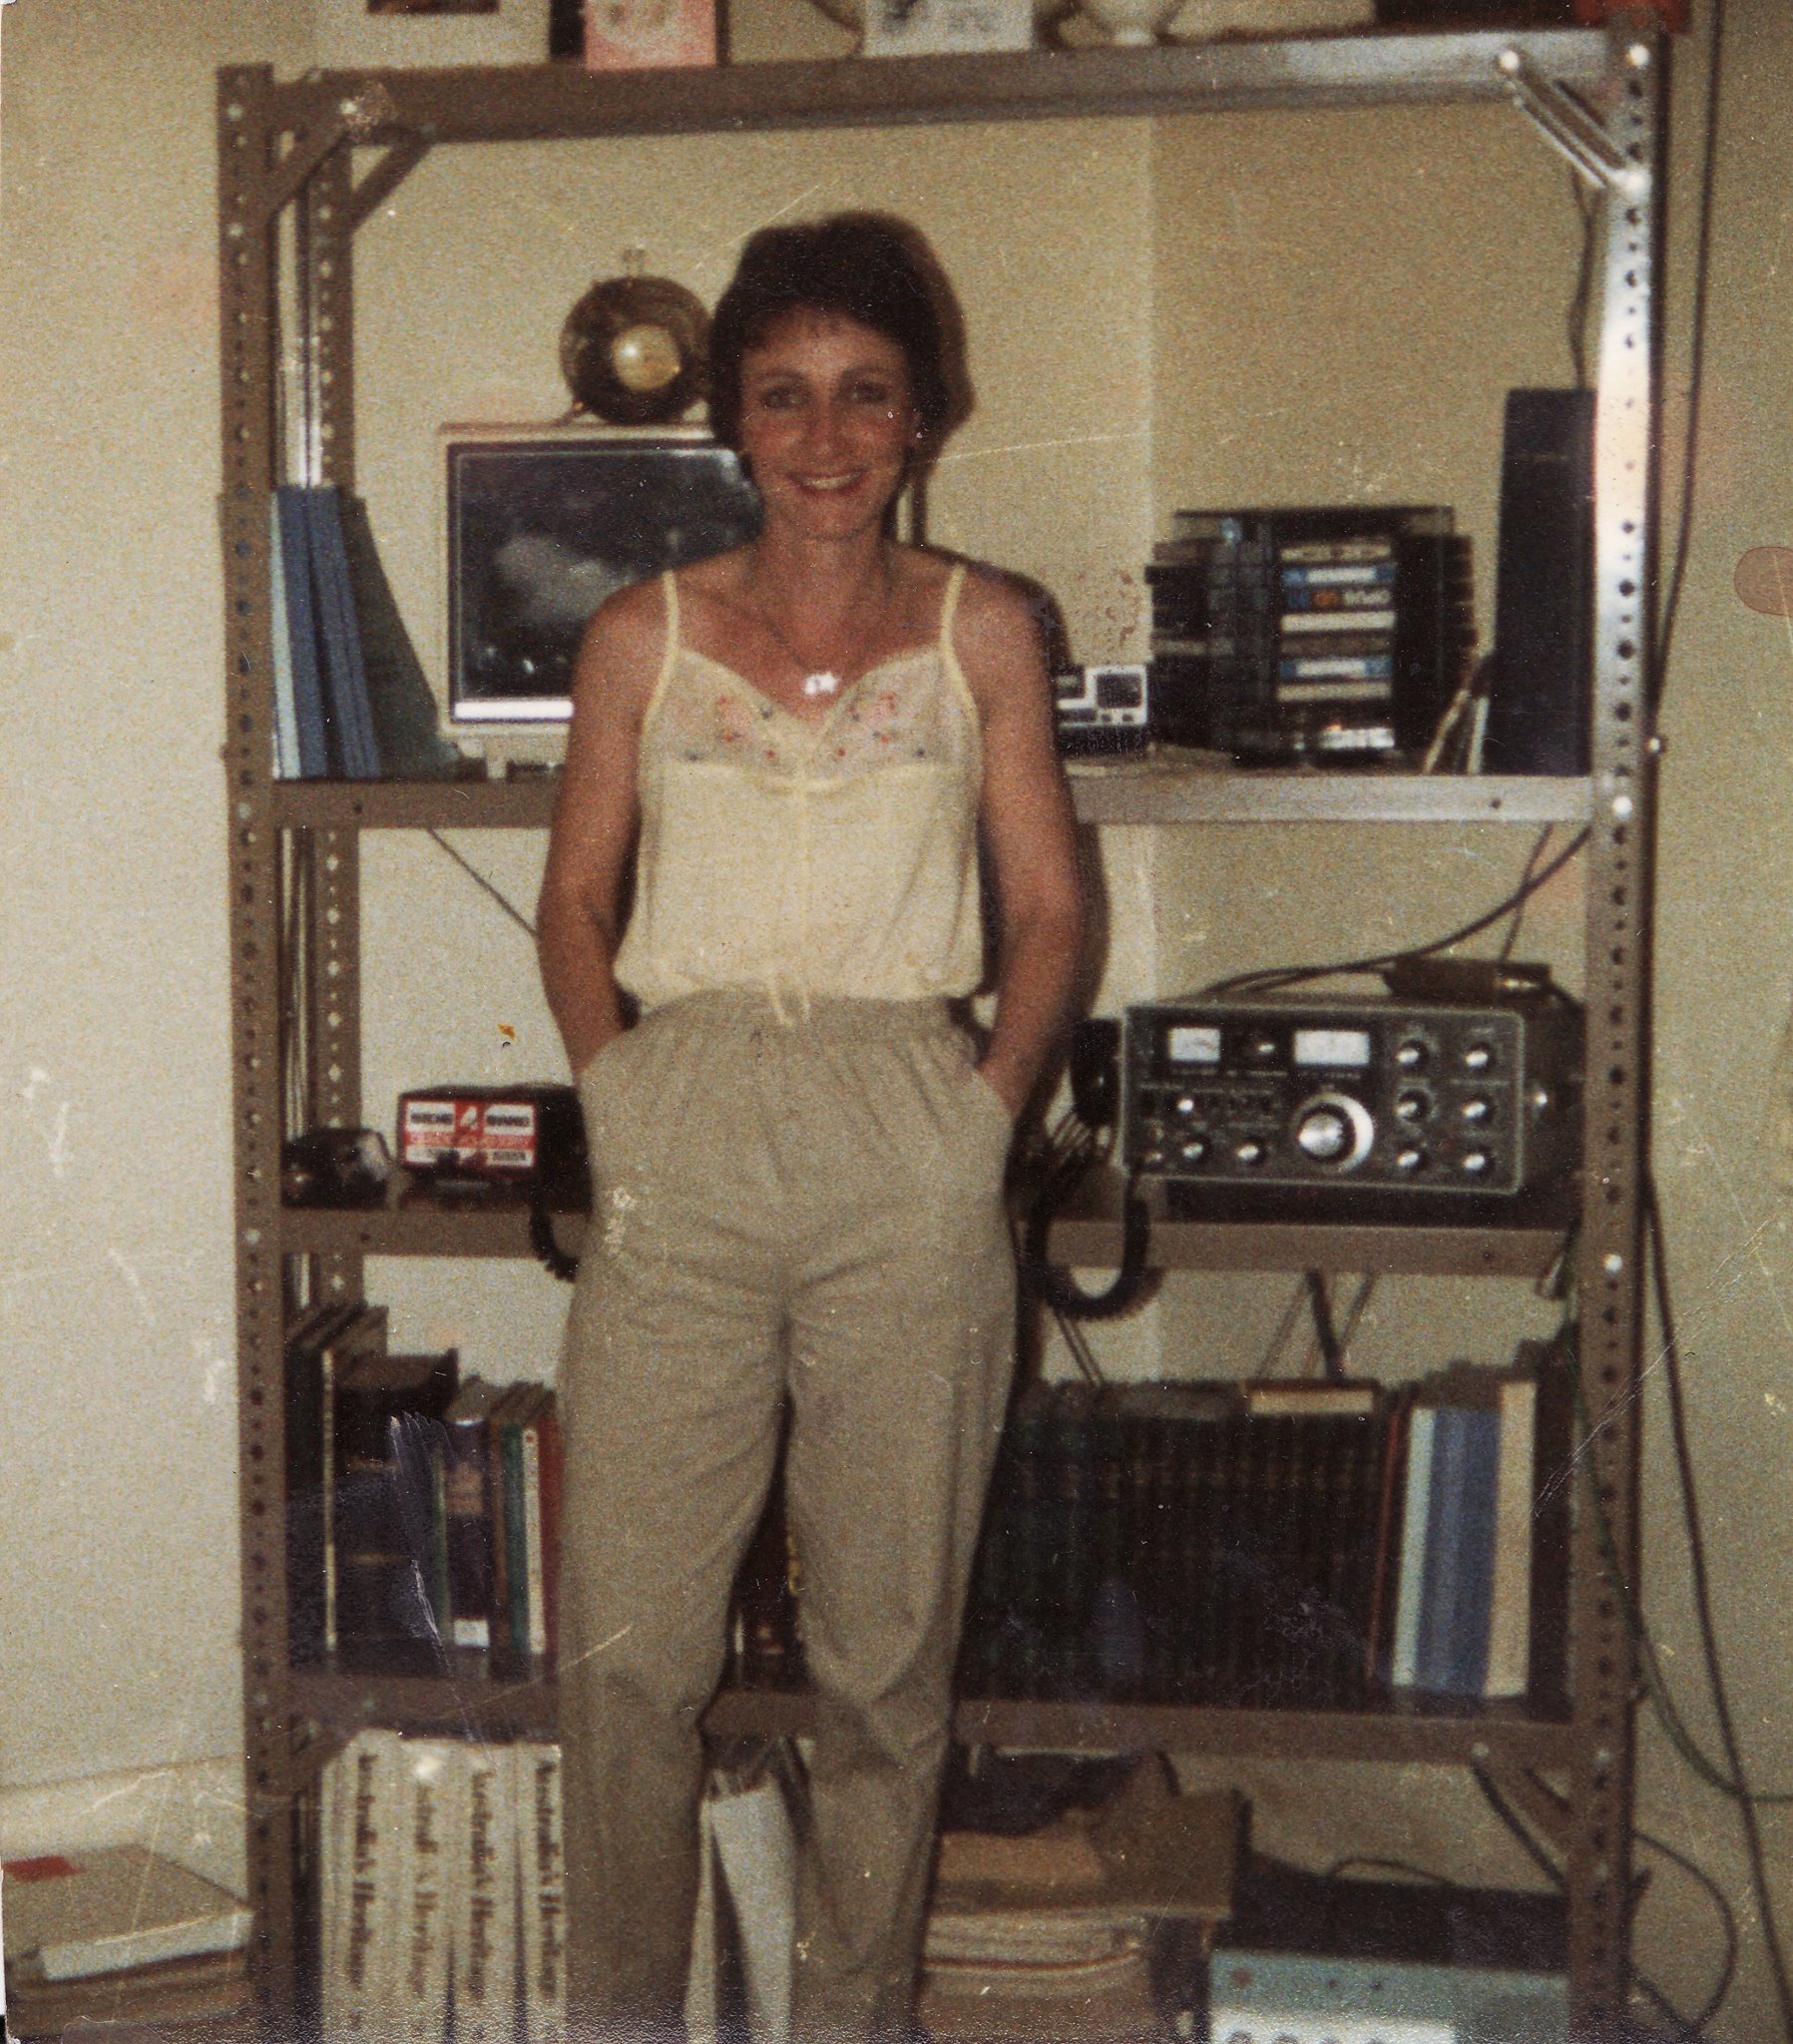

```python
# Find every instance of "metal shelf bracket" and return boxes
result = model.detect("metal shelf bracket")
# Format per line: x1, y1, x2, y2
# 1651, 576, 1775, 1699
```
1497, 37, 1653, 196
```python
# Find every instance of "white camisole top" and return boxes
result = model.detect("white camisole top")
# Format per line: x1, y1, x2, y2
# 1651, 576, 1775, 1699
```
612, 562, 986, 1016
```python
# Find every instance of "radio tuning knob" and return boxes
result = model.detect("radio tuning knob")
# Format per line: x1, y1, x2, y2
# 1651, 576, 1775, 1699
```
1461, 1149, 1491, 1174
1295, 1108, 1352, 1161
1175, 1094, 1197, 1118
1463, 1042, 1494, 1072
1396, 1146, 1427, 1173
1178, 1137, 1207, 1165
1234, 1140, 1264, 1167
1461, 1096, 1491, 1124
1395, 1090, 1429, 1123
1396, 1040, 1428, 1071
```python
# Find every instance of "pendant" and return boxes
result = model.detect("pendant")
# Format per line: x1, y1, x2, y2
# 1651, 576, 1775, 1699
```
802, 671, 843, 699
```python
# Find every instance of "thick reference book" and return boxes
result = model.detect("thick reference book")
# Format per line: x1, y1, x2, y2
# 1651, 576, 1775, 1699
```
454, 1744, 520, 2044
441, 1375, 510, 1651
518, 1742, 570, 2044
320, 1729, 407, 2041
1, 1845, 251, 1985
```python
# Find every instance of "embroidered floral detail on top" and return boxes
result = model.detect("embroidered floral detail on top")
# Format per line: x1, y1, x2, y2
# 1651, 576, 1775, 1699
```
665, 646, 959, 777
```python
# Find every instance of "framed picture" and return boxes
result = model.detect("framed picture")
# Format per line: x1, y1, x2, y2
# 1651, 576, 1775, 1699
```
443, 424, 761, 727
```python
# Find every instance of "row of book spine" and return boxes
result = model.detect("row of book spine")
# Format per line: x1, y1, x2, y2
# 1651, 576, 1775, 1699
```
304, 1730, 566, 2043
283, 1302, 562, 1667
267, 484, 459, 781
729, 1348, 1570, 1715
270, 485, 381, 780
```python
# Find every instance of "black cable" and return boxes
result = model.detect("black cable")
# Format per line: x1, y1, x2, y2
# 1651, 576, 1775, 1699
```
1303, 1272, 1342, 1378
1629, 1818, 1741, 2034
1655, 0, 1727, 701
425, 828, 539, 939
1498, 824, 1556, 964
1645, 1179, 1793, 2039
1568, 171, 1598, 391
1475, 1768, 1708, 2044
1200, 828, 1588, 1000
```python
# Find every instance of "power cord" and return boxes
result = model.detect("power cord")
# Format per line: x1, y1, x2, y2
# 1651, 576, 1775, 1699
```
1200, 828, 1588, 1000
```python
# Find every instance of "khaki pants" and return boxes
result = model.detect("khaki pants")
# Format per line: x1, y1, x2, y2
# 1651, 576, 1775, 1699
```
557, 991, 1017, 2044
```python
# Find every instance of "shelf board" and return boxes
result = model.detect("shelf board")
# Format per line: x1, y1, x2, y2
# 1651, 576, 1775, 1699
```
1066, 760, 1591, 825
269, 766, 1590, 834
259, 31, 1614, 148
284, 1173, 1569, 1276
1048, 1170, 1571, 1278
271, 777, 556, 830
281, 1180, 575, 1259
284, 1662, 1573, 1770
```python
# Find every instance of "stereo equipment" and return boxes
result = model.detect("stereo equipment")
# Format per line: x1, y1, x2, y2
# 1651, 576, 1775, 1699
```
1053, 663, 1149, 755
1121, 971, 1580, 1220
1145, 506, 1474, 765
1208, 1947, 1568, 2044
398, 1084, 587, 1197
1481, 389, 1595, 775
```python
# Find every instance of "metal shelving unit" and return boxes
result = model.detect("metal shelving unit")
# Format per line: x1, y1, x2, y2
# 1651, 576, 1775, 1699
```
219, 23, 1660, 2037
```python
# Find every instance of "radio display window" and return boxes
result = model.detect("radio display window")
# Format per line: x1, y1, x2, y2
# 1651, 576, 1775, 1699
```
1165, 1025, 1222, 1066
1294, 1027, 1372, 1069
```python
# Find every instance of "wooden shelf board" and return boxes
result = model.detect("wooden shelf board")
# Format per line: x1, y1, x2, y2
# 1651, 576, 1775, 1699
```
1048, 1171, 1571, 1278
256, 32, 1613, 149
285, 1664, 1574, 1770
269, 766, 1591, 834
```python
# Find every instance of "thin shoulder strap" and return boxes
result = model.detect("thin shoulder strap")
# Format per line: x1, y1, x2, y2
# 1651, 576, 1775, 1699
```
939, 560, 968, 649
937, 560, 978, 728
640, 567, 681, 735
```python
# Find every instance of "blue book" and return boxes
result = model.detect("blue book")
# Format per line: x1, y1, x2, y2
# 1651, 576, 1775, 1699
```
1414, 1405, 1502, 1696
273, 487, 330, 777
302, 486, 380, 778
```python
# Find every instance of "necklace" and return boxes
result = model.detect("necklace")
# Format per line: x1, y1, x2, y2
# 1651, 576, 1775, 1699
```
751, 568, 892, 704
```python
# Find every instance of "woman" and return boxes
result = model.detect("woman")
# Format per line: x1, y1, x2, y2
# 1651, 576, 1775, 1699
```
537, 212, 1084, 2043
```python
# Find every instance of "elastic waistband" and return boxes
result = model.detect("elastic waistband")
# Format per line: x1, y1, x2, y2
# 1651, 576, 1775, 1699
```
642, 989, 957, 1043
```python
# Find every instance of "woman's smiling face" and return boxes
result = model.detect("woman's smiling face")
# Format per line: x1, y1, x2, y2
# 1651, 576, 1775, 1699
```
736, 308, 919, 542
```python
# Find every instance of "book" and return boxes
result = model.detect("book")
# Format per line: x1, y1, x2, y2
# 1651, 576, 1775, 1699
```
1241, 1379, 1378, 1417
268, 493, 301, 778
272, 485, 330, 778
1412, 1404, 1501, 1696
2, 1945, 250, 2036
1386, 1405, 1436, 1689
302, 486, 381, 779
518, 1386, 555, 1658
442, 1376, 510, 1651
454, 1744, 520, 2044
1, 1847, 251, 1985
535, 1390, 565, 1660
322, 1730, 406, 2040
333, 1349, 460, 1651
518, 1743, 569, 2044
391, 1740, 461, 2044
337, 494, 462, 779
284, 1301, 389, 1661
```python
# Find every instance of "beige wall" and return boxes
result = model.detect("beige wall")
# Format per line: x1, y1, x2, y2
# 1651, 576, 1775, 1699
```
3, 0, 1790, 2034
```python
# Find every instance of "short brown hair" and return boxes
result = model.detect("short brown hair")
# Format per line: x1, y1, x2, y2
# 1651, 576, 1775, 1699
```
707, 212, 961, 451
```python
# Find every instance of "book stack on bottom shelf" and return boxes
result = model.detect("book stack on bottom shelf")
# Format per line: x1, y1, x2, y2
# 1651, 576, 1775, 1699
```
1, 1845, 253, 2040
301, 1730, 565, 2042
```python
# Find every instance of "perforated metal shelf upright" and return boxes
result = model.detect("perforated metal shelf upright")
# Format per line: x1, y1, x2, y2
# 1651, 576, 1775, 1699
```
217, 23, 1663, 2036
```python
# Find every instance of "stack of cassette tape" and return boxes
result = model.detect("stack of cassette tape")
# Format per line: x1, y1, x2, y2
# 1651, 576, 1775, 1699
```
1145, 506, 1475, 765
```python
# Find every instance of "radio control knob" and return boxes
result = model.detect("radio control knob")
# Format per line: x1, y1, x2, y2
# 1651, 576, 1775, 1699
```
1235, 1140, 1265, 1167
1463, 1042, 1494, 1072
1396, 1146, 1427, 1173
1395, 1090, 1430, 1123
1461, 1149, 1491, 1175
1295, 1107, 1352, 1161
1396, 1040, 1429, 1072
1461, 1096, 1491, 1124
1175, 1094, 1197, 1118
1140, 1143, 1166, 1170
1178, 1137, 1207, 1165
